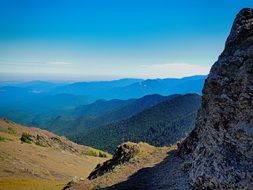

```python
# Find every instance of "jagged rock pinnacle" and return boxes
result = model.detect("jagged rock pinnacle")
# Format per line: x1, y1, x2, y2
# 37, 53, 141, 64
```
179, 8, 253, 189
225, 8, 253, 48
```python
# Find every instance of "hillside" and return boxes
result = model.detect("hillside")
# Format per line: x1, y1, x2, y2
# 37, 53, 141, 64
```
65, 142, 176, 190
0, 118, 110, 190
50, 94, 177, 134
72, 94, 201, 152
90, 94, 179, 127
0, 92, 92, 130
73, 99, 135, 118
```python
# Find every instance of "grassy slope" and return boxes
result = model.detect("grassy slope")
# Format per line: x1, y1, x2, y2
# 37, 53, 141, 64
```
0, 118, 110, 190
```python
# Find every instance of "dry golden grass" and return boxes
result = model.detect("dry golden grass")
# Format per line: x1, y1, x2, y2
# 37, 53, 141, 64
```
0, 118, 109, 190
0, 177, 65, 190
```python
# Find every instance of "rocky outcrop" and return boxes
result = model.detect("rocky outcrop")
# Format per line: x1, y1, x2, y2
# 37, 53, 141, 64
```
88, 142, 140, 180
179, 8, 253, 189
20, 132, 82, 153
62, 176, 85, 190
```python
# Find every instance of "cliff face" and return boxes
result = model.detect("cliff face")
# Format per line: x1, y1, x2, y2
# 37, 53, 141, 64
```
179, 8, 253, 189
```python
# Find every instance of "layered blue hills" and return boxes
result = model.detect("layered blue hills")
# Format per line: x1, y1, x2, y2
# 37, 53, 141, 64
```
0, 75, 206, 131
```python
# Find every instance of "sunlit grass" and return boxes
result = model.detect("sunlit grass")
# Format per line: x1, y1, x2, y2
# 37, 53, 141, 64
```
85, 147, 111, 158
0, 136, 5, 142
0, 178, 66, 190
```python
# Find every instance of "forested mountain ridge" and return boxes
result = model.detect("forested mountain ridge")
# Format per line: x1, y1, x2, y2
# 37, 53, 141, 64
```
72, 93, 201, 152
49, 94, 178, 134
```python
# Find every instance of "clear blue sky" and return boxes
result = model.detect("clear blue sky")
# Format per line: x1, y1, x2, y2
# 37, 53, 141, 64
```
0, 0, 252, 81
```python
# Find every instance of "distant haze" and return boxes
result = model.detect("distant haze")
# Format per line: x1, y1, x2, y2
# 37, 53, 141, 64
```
0, 0, 252, 81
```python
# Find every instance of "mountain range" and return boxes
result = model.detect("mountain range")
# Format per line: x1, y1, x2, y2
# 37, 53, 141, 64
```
1, 7, 252, 190
0, 75, 205, 130
71, 94, 201, 152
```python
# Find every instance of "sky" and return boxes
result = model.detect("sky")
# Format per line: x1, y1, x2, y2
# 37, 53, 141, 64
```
0, 0, 252, 81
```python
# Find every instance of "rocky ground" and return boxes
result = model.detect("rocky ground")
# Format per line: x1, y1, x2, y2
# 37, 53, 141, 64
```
101, 148, 190, 190
66, 142, 175, 190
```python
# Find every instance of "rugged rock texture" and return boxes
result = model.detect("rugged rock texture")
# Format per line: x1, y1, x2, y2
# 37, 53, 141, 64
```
179, 8, 253, 189
63, 176, 85, 190
88, 142, 140, 180
20, 131, 90, 154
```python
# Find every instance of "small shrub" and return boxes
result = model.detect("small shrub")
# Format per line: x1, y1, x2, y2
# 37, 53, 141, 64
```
98, 151, 107, 158
35, 141, 46, 147
7, 127, 16, 134
0, 136, 5, 142
85, 149, 109, 158
85, 150, 98, 157
20, 133, 32, 144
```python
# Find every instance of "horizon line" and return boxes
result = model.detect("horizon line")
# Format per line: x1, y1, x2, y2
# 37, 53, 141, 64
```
0, 74, 207, 83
